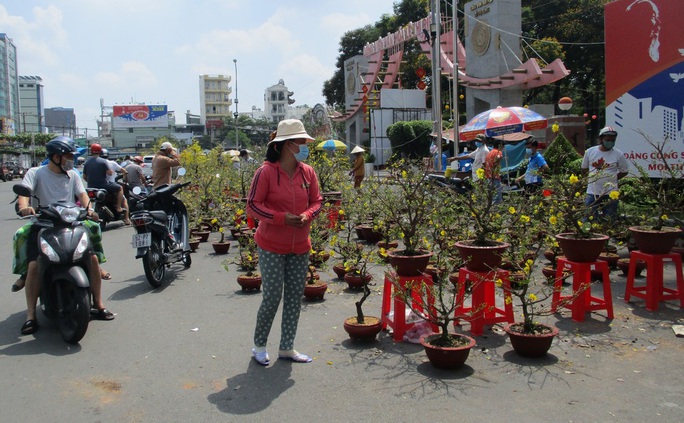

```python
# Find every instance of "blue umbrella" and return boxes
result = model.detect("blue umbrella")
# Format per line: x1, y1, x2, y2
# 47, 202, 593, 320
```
316, 139, 347, 151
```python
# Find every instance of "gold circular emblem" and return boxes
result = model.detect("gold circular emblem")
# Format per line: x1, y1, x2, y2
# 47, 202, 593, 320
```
471, 21, 491, 56
346, 72, 356, 95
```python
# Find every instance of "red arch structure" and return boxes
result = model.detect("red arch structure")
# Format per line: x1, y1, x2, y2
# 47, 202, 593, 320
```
337, 15, 569, 121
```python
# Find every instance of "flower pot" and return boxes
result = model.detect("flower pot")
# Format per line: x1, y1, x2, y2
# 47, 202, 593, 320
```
509, 271, 527, 290
211, 241, 231, 255
504, 323, 559, 358
629, 226, 683, 254
354, 225, 367, 241
555, 233, 609, 263
387, 249, 433, 276
188, 238, 200, 252
377, 240, 399, 249
303, 281, 327, 301
597, 252, 619, 270
359, 225, 383, 244
419, 333, 476, 370
344, 272, 372, 289
455, 241, 509, 272
343, 316, 382, 342
237, 273, 262, 291
332, 263, 348, 279
309, 251, 331, 266
616, 258, 646, 277
192, 230, 211, 242
543, 249, 557, 265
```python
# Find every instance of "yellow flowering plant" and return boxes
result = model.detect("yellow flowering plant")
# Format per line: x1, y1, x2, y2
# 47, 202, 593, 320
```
542, 170, 600, 239
223, 234, 259, 276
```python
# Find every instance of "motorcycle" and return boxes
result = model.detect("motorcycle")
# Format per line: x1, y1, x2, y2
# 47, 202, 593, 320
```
12, 184, 94, 344
85, 180, 127, 230
427, 173, 473, 195
130, 169, 191, 288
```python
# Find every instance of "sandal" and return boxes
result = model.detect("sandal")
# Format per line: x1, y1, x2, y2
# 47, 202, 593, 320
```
251, 348, 270, 366
278, 350, 312, 363
21, 319, 39, 335
100, 270, 112, 280
93, 308, 115, 321
11, 277, 26, 292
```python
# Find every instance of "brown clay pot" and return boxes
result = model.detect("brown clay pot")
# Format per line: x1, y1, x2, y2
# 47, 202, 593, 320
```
344, 272, 372, 289
237, 274, 262, 291
343, 316, 382, 342
359, 225, 383, 244
616, 258, 646, 277
303, 281, 327, 301
387, 249, 433, 276
192, 230, 211, 242
211, 241, 231, 255
555, 233, 609, 263
455, 240, 509, 272
597, 252, 620, 270
377, 240, 399, 249
504, 323, 558, 358
629, 226, 682, 254
188, 238, 200, 252
332, 263, 348, 279
420, 333, 476, 370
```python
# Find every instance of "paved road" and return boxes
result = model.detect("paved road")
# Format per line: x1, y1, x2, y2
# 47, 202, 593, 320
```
0, 180, 683, 422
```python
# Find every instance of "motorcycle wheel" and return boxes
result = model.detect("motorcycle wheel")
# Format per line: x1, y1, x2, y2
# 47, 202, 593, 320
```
143, 237, 165, 288
182, 252, 191, 268
58, 283, 90, 344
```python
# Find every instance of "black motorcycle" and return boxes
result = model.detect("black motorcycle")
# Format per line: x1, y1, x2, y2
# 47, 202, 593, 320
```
13, 184, 93, 344
130, 176, 191, 288
427, 173, 472, 194
85, 183, 127, 230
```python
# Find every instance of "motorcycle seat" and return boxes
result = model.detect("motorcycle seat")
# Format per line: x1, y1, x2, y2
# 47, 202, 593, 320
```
149, 210, 168, 222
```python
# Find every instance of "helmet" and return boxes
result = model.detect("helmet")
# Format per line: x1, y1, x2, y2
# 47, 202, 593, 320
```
45, 136, 77, 156
598, 126, 618, 138
90, 143, 103, 154
100, 148, 109, 159
132, 155, 144, 163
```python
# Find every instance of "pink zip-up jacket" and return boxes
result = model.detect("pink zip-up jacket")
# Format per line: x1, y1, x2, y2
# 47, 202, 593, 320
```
246, 160, 323, 255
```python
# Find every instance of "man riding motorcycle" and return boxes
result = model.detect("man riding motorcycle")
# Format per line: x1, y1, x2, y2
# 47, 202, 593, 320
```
14, 136, 115, 335
83, 144, 129, 224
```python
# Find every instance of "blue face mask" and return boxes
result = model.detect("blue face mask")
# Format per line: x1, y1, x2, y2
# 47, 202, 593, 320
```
293, 144, 309, 161
525, 148, 532, 156
475, 142, 482, 148
602, 140, 615, 150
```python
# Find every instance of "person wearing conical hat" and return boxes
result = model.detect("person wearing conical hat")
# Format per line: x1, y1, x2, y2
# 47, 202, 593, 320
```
349, 145, 365, 189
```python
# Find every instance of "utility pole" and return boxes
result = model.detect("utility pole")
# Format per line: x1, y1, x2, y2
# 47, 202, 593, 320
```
233, 59, 239, 149
430, 0, 443, 169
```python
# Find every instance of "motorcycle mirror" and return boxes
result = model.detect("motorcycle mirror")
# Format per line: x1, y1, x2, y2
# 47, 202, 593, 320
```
177, 167, 186, 176
132, 186, 142, 195
13, 184, 32, 198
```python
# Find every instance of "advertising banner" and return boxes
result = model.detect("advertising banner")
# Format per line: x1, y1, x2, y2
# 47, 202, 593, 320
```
112, 105, 168, 129
605, 0, 684, 176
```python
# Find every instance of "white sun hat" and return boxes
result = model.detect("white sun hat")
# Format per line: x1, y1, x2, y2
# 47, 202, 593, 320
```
351, 146, 365, 154
269, 119, 315, 145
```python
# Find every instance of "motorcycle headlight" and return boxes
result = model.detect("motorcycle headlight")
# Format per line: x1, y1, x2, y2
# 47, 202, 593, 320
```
40, 237, 60, 262
72, 232, 89, 261
55, 204, 80, 223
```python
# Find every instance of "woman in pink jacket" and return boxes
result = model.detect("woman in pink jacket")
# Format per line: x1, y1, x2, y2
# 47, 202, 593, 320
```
246, 119, 322, 365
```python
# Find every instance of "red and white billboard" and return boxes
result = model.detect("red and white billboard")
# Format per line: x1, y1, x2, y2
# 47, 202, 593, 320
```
605, 0, 684, 176
112, 105, 169, 129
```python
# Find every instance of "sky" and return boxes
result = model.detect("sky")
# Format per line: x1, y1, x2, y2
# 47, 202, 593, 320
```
1, 0, 396, 134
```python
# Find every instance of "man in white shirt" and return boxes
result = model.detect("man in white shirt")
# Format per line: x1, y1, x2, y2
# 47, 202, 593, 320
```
448, 134, 490, 180
581, 126, 629, 220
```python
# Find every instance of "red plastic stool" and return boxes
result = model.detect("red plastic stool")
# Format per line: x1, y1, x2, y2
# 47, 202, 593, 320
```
551, 258, 613, 322
381, 272, 437, 342
624, 251, 684, 311
453, 268, 514, 336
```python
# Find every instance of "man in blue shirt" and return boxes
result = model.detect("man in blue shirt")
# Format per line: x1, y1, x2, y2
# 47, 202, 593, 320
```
516, 138, 549, 194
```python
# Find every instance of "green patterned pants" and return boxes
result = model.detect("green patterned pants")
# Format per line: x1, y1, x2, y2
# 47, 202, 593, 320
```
12, 220, 106, 276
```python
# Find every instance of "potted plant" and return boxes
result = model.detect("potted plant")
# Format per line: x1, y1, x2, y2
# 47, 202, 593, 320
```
224, 234, 261, 292
211, 227, 231, 254
625, 133, 683, 253
543, 171, 609, 262
343, 248, 382, 341
452, 167, 511, 271
373, 160, 437, 276
389, 250, 475, 369
303, 263, 328, 301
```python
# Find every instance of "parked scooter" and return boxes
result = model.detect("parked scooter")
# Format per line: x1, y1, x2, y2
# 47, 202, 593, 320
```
427, 173, 472, 195
85, 182, 127, 230
130, 169, 191, 288
12, 184, 94, 344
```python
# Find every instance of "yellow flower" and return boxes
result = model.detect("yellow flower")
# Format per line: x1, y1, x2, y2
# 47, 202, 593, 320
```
520, 215, 530, 223
399, 232, 405, 239
440, 230, 446, 236
476, 168, 485, 179
569, 174, 579, 184
236, 209, 244, 216
379, 247, 387, 257
504, 297, 513, 305
528, 293, 538, 301
609, 190, 619, 200
211, 218, 218, 224
401, 170, 407, 179
338, 209, 345, 216
575, 192, 580, 198
549, 216, 558, 225
661, 214, 668, 220
509, 206, 516, 214
219, 227, 225, 233
495, 278, 503, 287
552, 122, 560, 133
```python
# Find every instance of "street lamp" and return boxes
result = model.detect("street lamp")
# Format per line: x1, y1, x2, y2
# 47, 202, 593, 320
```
233, 59, 239, 148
